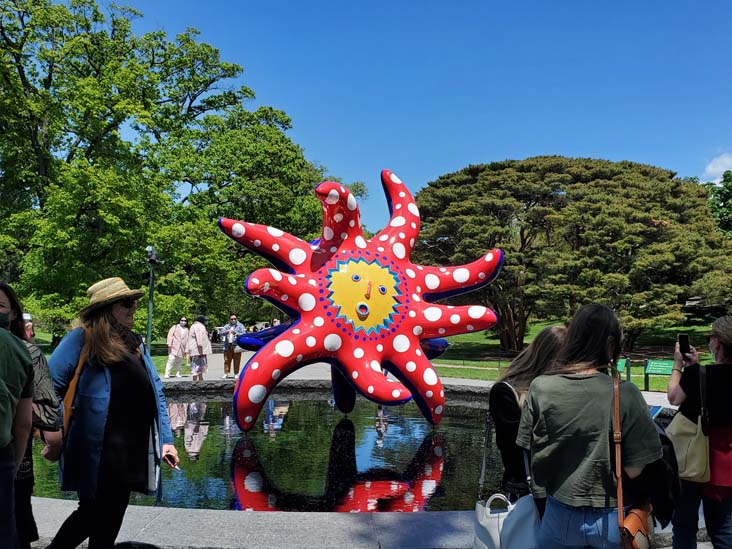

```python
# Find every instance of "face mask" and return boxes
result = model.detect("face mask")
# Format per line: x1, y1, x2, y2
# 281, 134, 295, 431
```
0, 311, 11, 330
180, 321, 187, 327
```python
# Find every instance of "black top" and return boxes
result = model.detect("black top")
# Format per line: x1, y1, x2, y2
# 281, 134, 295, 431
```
100, 350, 157, 492
488, 381, 526, 488
679, 362, 732, 426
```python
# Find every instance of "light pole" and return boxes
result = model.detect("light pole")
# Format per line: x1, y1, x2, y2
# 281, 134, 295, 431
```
145, 245, 160, 346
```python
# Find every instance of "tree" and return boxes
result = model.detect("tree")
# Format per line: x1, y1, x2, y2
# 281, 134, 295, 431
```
0, 0, 327, 339
414, 157, 725, 350
706, 170, 732, 235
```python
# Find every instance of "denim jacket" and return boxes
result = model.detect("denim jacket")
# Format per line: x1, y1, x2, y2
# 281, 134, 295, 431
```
219, 321, 245, 352
49, 328, 173, 499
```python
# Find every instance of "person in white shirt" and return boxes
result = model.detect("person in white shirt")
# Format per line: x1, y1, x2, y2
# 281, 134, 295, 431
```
187, 316, 212, 381
164, 317, 189, 378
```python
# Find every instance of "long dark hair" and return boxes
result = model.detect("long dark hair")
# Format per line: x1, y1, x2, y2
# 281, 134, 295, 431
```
79, 304, 136, 366
548, 303, 622, 373
497, 325, 567, 394
0, 281, 27, 340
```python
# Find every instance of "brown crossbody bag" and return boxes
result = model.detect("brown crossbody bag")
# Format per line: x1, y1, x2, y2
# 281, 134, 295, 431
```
612, 369, 654, 549
62, 345, 88, 436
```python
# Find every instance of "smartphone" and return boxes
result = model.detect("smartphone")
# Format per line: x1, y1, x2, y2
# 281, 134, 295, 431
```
678, 333, 691, 358
163, 454, 182, 471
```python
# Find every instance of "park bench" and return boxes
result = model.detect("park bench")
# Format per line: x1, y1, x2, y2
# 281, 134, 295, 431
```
643, 359, 675, 391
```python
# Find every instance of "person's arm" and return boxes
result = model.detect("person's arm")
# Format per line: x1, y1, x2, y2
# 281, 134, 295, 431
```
41, 429, 63, 462
11, 397, 33, 473
667, 342, 698, 406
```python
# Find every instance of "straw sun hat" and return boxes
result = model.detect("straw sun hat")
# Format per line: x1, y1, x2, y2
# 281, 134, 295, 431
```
80, 277, 144, 315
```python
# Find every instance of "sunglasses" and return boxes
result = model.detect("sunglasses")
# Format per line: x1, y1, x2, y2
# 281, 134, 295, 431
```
119, 298, 138, 309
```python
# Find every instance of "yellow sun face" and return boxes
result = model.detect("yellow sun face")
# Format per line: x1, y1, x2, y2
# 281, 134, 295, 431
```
327, 258, 401, 334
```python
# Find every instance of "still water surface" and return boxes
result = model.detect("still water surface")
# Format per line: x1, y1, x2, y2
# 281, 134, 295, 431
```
33, 398, 504, 512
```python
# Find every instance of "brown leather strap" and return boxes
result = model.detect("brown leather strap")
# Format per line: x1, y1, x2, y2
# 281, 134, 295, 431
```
62, 346, 87, 435
612, 368, 625, 532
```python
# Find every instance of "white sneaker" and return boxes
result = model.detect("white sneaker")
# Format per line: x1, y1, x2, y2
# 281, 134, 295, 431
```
234, 373, 239, 380
164, 374, 171, 379
222, 374, 228, 379
176, 373, 182, 378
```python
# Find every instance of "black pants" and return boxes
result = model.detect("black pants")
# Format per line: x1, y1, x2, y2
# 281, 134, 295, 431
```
15, 475, 37, 549
48, 468, 131, 549
0, 445, 19, 549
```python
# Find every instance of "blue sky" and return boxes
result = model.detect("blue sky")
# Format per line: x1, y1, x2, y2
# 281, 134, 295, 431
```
126, 0, 732, 231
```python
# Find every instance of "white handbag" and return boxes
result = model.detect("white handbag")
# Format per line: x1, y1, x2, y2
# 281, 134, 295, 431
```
473, 492, 539, 549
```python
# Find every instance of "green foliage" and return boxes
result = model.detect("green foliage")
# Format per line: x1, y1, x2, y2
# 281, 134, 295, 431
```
706, 170, 732, 235
0, 0, 327, 340
415, 157, 727, 350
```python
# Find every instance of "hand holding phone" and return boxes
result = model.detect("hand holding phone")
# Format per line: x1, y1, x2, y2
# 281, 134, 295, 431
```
678, 333, 691, 360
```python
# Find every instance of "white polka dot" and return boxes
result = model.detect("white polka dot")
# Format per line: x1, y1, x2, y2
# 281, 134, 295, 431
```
398, 191, 406, 198
245, 416, 253, 423
250, 361, 259, 370
392, 389, 401, 398
413, 325, 423, 335
296, 354, 303, 362
306, 336, 316, 347
269, 269, 282, 281
406, 361, 417, 372
393, 243, 406, 259
347, 194, 357, 211
281, 294, 288, 301
354, 348, 365, 359
288, 276, 297, 285
326, 189, 340, 204
395, 204, 402, 210
248, 385, 267, 404
467, 325, 474, 331
425, 274, 440, 290
298, 293, 316, 311
426, 390, 433, 398
232, 223, 246, 237
440, 390, 444, 397
352, 371, 358, 379
308, 279, 317, 286
272, 243, 280, 252
349, 220, 355, 227
398, 232, 406, 239
368, 386, 374, 394
377, 246, 384, 252
293, 329, 301, 334
424, 307, 442, 321
275, 340, 294, 357
404, 491, 414, 503
272, 369, 281, 380
267, 226, 284, 237
478, 272, 486, 279
406, 268, 416, 278
379, 234, 389, 241
468, 306, 487, 319
393, 335, 410, 352
438, 328, 446, 334
453, 268, 470, 283
355, 236, 367, 248
485, 252, 494, 262
324, 227, 334, 240
410, 238, 415, 247
423, 368, 438, 386
390, 173, 402, 184
376, 344, 383, 352
370, 360, 381, 372
390, 216, 406, 227
313, 316, 324, 327
340, 232, 348, 240
253, 239, 261, 247
324, 334, 342, 351
251, 277, 260, 285
334, 213, 344, 222
435, 405, 443, 415
409, 311, 417, 318
407, 203, 419, 216
412, 294, 420, 302
422, 479, 436, 496
289, 248, 307, 265
416, 349, 422, 356
450, 314, 460, 324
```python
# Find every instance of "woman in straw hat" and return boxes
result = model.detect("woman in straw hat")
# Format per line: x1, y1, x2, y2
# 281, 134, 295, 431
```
47, 277, 179, 548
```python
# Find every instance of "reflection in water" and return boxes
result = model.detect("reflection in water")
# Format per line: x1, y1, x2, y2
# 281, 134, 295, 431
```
184, 402, 210, 461
263, 399, 289, 439
231, 418, 445, 512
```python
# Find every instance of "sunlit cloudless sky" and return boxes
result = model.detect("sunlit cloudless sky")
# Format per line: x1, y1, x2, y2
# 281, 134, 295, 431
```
125, 0, 731, 231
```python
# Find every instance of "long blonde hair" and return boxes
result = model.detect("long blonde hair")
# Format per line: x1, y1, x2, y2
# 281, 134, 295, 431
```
497, 325, 567, 395
78, 305, 134, 366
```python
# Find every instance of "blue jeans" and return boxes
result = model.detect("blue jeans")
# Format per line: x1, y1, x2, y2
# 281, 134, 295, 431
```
538, 496, 627, 548
672, 480, 732, 549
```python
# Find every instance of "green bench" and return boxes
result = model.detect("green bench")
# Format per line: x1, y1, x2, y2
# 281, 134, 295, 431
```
643, 359, 675, 391
615, 357, 631, 382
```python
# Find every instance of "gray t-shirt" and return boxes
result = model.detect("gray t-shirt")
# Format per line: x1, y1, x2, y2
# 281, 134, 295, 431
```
516, 372, 662, 508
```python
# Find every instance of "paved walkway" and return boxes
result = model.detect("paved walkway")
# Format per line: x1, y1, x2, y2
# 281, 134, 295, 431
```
30, 352, 683, 548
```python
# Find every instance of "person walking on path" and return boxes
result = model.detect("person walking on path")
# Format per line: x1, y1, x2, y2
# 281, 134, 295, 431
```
219, 313, 245, 379
187, 315, 212, 381
164, 317, 189, 378
47, 277, 178, 548
0, 282, 34, 549
667, 316, 732, 548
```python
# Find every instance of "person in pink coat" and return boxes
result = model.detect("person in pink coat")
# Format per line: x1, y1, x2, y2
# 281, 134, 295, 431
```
164, 317, 189, 378
186, 315, 212, 381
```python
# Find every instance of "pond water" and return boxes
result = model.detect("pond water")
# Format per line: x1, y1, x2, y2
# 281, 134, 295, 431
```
33, 396, 506, 512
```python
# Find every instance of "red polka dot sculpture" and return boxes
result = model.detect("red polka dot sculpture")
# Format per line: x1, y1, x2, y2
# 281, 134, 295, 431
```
218, 169, 503, 431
